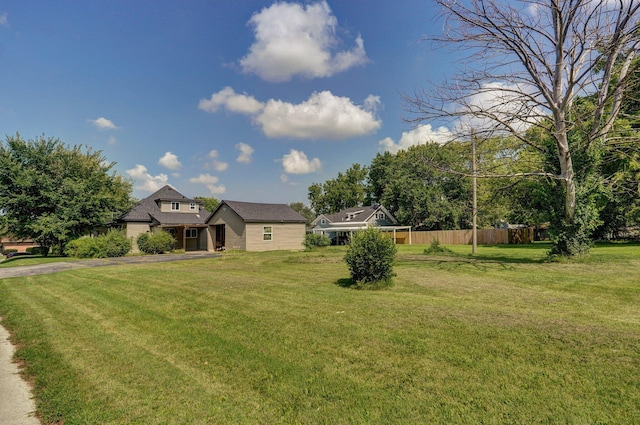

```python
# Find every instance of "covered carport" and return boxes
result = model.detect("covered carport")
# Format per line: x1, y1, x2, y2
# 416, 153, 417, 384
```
313, 225, 412, 244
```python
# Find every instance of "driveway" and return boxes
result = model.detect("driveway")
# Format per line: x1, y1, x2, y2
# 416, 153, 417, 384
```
0, 252, 219, 279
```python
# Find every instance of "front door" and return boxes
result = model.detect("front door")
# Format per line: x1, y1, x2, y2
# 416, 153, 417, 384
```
215, 224, 225, 250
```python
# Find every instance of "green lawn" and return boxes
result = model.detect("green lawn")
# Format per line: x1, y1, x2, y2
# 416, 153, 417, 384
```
0, 244, 638, 424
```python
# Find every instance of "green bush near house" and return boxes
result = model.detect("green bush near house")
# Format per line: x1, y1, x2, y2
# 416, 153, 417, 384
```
26, 246, 49, 255
344, 227, 397, 289
304, 233, 331, 250
136, 231, 175, 254
65, 230, 131, 258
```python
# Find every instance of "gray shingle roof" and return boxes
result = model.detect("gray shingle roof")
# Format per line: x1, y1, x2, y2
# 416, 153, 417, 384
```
117, 185, 210, 225
219, 200, 307, 223
324, 205, 378, 223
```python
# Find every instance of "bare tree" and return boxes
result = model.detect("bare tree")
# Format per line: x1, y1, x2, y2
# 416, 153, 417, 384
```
406, 0, 640, 236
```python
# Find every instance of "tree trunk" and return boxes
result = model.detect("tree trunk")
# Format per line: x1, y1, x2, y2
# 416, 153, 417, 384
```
556, 132, 576, 225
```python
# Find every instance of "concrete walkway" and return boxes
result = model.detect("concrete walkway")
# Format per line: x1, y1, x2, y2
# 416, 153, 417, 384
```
0, 252, 219, 424
0, 322, 40, 425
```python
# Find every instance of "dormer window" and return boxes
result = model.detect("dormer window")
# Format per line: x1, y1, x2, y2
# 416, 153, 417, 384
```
189, 202, 196, 210
171, 202, 180, 211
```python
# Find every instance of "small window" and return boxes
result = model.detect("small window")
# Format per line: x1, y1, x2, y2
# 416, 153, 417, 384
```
171, 202, 180, 211
263, 226, 273, 241
186, 228, 198, 238
189, 203, 196, 210
377, 213, 386, 220
320, 219, 326, 225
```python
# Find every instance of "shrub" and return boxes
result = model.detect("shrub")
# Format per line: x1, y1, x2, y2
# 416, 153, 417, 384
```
65, 230, 131, 258
101, 229, 132, 257
136, 231, 175, 254
423, 239, 453, 255
304, 233, 331, 250
344, 227, 397, 289
26, 246, 49, 255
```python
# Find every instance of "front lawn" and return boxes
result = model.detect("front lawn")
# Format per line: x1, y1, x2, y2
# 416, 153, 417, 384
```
0, 244, 638, 424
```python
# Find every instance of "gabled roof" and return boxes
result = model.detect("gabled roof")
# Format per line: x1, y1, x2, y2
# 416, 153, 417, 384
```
313, 204, 398, 226
214, 200, 307, 223
117, 185, 210, 225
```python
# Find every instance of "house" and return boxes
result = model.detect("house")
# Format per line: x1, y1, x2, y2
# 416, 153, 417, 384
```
311, 204, 412, 244
207, 200, 307, 252
115, 185, 211, 252
0, 237, 40, 254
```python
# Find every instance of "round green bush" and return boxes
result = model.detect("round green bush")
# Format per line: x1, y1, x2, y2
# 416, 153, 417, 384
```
304, 233, 331, 249
136, 231, 175, 254
344, 227, 397, 288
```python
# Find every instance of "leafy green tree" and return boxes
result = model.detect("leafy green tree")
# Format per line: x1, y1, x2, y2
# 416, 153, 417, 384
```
289, 202, 315, 224
308, 164, 368, 214
0, 134, 134, 253
194, 196, 219, 213
369, 143, 472, 230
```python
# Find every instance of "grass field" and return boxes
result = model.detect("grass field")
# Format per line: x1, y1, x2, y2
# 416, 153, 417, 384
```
0, 243, 639, 424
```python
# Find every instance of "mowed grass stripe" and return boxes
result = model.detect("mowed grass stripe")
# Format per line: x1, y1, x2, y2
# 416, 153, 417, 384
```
1, 246, 639, 424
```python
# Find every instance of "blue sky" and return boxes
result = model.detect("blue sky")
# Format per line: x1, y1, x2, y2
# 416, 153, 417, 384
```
0, 0, 459, 204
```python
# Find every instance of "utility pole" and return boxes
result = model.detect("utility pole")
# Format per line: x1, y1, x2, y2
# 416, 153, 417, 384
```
472, 134, 477, 255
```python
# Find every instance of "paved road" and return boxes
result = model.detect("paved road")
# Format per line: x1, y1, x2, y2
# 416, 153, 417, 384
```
0, 252, 219, 424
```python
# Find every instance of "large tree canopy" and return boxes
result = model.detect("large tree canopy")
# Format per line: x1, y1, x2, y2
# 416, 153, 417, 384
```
406, 0, 640, 255
368, 143, 472, 230
308, 163, 368, 215
0, 134, 134, 252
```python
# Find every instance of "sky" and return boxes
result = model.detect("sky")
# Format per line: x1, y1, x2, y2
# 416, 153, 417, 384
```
0, 0, 461, 204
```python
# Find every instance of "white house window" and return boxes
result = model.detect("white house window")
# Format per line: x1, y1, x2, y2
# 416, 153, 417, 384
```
171, 202, 180, 211
320, 219, 326, 224
263, 226, 273, 241
186, 228, 198, 238
189, 203, 196, 210
376, 213, 386, 220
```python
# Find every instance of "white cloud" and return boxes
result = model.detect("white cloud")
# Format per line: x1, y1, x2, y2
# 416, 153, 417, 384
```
198, 87, 264, 114
0, 12, 8, 26
280, 174, 299, 185
282, 149, 322, 174
235, 142, 254, 163
379, 124, 453, 154
208, 150, 228, 171
189, 173, 226, 195
240, 0, 368, 82
89, 117, 119, 130
158, 152, 182, 170
258, 91, 381, 140
125, 164, 168, 192
202, 87, 381, 140
455, 82, 538, 134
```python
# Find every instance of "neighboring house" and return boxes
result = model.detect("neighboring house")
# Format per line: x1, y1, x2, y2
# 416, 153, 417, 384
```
115, 185, 211, 252
207, 200, 307, 252
0, 237, 40, 253
311, 204, 412, 244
